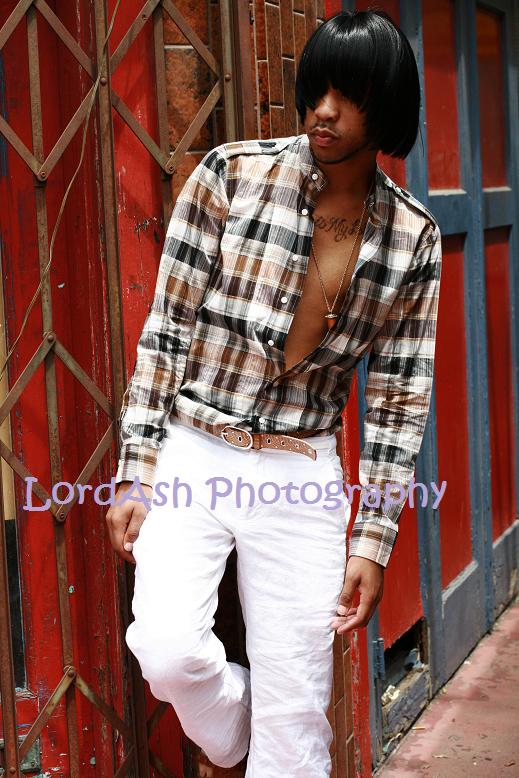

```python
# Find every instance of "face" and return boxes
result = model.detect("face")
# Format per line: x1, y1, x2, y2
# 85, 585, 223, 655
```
303, 85, 376, 165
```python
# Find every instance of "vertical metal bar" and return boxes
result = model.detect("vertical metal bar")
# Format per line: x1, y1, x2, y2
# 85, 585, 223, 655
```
502, 0, 519, 539
26, 7, 81, 775
399, 0, 447, 693
0, 471, 20, 778
218, 0, 238, 141
458, 0, 494, 632
229, 0, 257, 140
92, 1, 150, 774
152, 4, 173, 229
356, 359, 383, 770
92, 0, 125, 420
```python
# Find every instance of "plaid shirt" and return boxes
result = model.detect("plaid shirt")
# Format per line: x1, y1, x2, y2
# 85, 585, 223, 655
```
116, 133, 442, 568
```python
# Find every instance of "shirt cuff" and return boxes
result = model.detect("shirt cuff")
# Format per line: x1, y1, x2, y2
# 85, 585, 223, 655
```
115, 442, 158, 488
347, 518, 398, 568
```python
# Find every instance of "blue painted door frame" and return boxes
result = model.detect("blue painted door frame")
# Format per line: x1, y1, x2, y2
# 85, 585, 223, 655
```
343, 0, 519, 769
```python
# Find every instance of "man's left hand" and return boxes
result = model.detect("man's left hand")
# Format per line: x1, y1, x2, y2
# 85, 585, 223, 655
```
331, 556, 384, 634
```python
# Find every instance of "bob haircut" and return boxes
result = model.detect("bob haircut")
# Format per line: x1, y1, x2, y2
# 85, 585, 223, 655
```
295, 10, 421, 159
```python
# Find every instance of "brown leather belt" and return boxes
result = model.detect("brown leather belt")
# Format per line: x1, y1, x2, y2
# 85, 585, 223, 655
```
217, 424, 320, 461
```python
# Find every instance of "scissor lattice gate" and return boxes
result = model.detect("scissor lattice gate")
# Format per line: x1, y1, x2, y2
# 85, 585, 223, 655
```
0, 1, 246, 775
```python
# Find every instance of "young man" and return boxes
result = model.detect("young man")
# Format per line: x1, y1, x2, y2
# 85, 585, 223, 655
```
106, 9, 442, 776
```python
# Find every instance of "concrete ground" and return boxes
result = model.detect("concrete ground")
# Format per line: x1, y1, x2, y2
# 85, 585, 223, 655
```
377, 599, 519, 777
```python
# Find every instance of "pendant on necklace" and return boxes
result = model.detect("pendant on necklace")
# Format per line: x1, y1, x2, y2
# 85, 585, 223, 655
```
325, 313, 338, 330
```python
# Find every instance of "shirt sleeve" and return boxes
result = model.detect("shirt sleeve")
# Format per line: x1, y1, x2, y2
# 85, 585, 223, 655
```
115, 147, 230, 487
348, 221, 443, 568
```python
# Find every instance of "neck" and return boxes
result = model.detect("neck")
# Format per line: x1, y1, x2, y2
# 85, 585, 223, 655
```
314, 150, 378, 202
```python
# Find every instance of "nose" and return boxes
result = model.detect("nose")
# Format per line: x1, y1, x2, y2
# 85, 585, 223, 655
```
314, 90, 340, 122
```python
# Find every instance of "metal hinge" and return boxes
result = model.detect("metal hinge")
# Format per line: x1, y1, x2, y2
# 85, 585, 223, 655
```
0, 735, 41, 773
372, 637, 385, 681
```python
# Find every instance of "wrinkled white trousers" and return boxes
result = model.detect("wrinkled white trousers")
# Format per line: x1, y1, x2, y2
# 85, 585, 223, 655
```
125, 416, 350, 777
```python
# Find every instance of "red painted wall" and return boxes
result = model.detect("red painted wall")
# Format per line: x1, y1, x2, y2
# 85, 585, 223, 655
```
476, 7, 507, 188
423, 0, 461, 190
484, 228, 517, 539
435, 236, 473, 587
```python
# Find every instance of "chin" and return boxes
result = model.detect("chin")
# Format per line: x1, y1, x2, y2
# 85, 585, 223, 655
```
311, 141, 347, 158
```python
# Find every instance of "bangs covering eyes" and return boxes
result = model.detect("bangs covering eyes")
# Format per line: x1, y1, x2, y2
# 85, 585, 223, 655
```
295, 10, 421, 159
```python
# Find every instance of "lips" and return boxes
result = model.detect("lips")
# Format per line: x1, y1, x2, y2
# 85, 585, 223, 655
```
313, 129, 336, 139
312, 130, 338, 147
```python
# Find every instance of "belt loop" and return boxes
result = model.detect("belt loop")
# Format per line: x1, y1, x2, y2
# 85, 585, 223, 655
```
251, 414, 261, 433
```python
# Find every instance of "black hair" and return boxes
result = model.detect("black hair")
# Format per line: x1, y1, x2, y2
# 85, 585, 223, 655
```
295, 9, 421, 159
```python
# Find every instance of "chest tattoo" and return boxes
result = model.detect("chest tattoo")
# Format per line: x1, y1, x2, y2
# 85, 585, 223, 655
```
314, 214, 361, 242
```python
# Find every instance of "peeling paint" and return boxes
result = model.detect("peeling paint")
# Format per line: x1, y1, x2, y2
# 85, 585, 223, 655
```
134, 215, 159, 236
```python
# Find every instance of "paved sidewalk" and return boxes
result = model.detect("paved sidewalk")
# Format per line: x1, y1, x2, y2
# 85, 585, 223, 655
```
377, 599, 519, 777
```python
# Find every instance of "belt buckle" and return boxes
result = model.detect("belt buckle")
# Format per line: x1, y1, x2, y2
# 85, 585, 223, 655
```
220, 425, 254, 450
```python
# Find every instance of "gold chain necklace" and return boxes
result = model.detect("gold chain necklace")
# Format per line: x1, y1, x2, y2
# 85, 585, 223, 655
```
311, 179, 375, 330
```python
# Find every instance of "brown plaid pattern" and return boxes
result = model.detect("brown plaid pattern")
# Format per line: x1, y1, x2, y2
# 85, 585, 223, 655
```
115, 133, 442, 568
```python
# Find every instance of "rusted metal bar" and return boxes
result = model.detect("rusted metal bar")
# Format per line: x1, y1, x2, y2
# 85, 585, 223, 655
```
53, 339, 113, 416
146, 701, 168, 737
110, 90, 171, 169
162, 0, 219, 73
0, 439, 53, 510
38, 85, 96, 179
0, 466, 21, 778
53, 424, 115, 524
110, 0, 161, 72
152, 3, 174, 227
18, 667, 76, 760
218, 0, 237, 141
149, 749, 179, 778
0, 0, 33, 50
167, 81, 222, 172
92, 0, 125, 440
93, 1, 149, 774
34, 0, 95, 77
74, 671, 132, 738
26, 6, 81, 775
0, 335, 54, 425
113, 748, 136, 778
229, 0, 257, 140
0, 115, 39, 174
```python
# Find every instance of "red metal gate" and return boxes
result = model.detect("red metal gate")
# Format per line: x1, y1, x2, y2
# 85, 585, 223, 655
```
0, 1, 249, 775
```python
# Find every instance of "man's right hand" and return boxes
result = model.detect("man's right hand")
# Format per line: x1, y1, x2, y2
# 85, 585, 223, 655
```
105, 481, 153, 564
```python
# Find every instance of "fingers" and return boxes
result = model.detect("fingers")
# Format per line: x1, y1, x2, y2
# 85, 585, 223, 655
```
332, 593, 375, 633
336, 565, 360, 615
330, 607, 358, 628
107, 502, 137, 564
122, 513, 148, 559
331, 556, 384, 634
105, 483, 152, 565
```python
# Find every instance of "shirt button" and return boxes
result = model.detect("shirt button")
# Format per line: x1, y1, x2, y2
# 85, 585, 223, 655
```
301, 208, 309, 216
280, 296, 288, 304
311, 173, 318, 181
267, 339, 275, 346
258, 417, 267, 424
292, 256, 300, 262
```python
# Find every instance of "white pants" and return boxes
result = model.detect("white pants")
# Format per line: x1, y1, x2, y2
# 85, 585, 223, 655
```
125, 416, 350, 777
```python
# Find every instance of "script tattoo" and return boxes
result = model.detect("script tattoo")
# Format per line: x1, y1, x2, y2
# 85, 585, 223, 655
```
314, 215, 361, 242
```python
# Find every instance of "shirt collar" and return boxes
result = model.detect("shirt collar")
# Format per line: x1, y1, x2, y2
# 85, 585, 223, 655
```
296, 132, 386, 227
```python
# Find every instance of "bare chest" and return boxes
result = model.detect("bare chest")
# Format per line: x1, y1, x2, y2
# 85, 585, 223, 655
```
283, 196, 369, 372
